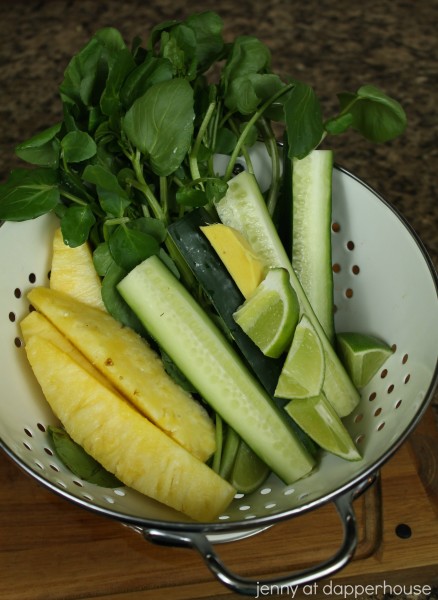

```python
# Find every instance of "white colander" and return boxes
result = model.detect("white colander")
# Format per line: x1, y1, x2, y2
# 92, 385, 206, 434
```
1, 163, 437, 595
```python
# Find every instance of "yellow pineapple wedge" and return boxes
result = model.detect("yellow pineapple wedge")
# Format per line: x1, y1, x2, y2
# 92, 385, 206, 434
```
24, 335, 235, 521
20, 311, 116, 393
50, 228, 106, 311
27, 286, 216, 463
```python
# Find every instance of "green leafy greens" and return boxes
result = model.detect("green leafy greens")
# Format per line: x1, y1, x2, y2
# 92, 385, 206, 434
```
0, 11, 407, 323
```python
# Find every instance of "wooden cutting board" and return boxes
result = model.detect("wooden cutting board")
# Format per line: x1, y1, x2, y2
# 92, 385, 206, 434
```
1, 407, 437, 600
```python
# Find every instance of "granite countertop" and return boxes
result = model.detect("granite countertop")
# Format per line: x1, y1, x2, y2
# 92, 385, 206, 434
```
0, 0, 437, 597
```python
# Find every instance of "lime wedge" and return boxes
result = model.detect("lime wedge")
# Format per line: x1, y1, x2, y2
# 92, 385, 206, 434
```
230, 439, 270, 494
232, 267, 299, 358
285, 394, 361, 461
336, 332, 394, 389
275, 314, 325, 399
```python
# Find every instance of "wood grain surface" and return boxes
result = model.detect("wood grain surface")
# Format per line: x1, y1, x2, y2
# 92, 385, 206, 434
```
1, 407, 437, 600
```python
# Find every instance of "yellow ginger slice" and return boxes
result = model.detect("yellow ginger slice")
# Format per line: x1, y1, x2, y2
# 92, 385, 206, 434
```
24, 335, 235, 521
50, 227, 106, 311
27, 286, 216, 463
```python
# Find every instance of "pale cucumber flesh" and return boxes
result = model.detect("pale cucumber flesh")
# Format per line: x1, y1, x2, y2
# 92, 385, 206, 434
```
118, 256, 315, 484
292, 150, 334, 343
216, 170, 360, 418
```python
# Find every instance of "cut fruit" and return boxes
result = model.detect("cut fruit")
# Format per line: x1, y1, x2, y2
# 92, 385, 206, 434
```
118, 255, 316, 485
275, 315, 325, 399
230, 439, 270, 494
233, 268, 300, 358
27, 287, 216, 463
215, 171, 360, 417
336, 332, 394, 389
200, 223, 266, 299
24, 335, 235, 521
50, 227, 106, 311
285, 393, 361, 461
20, 311, 116, 393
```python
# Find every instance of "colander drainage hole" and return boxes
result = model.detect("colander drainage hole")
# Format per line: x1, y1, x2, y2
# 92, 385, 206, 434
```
395, 523, 412, 539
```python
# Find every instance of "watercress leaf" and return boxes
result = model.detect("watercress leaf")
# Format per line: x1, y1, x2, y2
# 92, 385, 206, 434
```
120, 56, 174, 107
60, 28, 127, 115
97, 186, 131, 217
324, 112, 354, 135
0, 168, 60, 221
61, 131, 97, 163
122, 78, 195, 176
82, 164, 127, 195
61, 204, 96, 247
284, 82, 324, 159
93, 241, 114, 276
127, 216, 167, 243
48, 426, 122, 488
15, 123, 61, 168
338, 85, 407, 142
108, 224, 160, 271
221, 36, 271, 92
148, 18, 180, 52
176, 186, 208, 207
206, 178, 228, 203
227, 73, 284, 114
101, 262, 147, 334
100, 48, 137, 117
214, 127, 237, 154
166, 24, 197, 79
184, 11, 224, 72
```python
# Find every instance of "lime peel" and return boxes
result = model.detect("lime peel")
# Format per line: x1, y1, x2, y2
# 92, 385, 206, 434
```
336, 332, 394, 389
233, 267, 299, 358
285, 394, 361, 461
275, 314, 325, 399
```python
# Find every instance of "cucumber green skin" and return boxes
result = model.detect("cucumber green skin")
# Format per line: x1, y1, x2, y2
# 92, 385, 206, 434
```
168, 208, 317, 456
215, 171, 360, 418
168, 208, 283, 396
118, 256, 315, 485
292, 150, 334, 344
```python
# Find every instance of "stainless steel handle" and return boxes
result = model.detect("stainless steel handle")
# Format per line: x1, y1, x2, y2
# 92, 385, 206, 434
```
143, 479, 374, 596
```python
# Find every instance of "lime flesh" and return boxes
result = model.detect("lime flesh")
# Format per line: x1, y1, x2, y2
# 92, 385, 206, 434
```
275, 314, 325, 399
230, 439, 270, 494
336, 332, 393, 389
233, 267, 299, 358
285, 393, 361, 461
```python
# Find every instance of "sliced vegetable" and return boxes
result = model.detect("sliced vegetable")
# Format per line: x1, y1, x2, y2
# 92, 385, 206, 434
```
118, 255, 316, 485
291, 149, 334, 343
168, 208, 284, 396
215, 170, 360, 418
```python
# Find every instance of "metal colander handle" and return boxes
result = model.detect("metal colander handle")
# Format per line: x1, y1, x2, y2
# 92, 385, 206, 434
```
143, 480, 371, 595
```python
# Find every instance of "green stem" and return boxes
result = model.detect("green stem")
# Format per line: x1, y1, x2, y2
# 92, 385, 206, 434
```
59, 190, 88, 206
189, 100, 217, 182
131, 150, 165, 222
258, 117, 281, 216
224, 84, 294, 181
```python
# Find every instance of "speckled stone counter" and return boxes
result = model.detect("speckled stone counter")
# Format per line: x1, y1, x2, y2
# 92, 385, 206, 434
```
0, 1, 437, 597
1, 0, 437, 267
